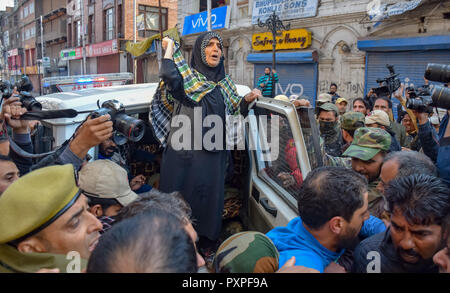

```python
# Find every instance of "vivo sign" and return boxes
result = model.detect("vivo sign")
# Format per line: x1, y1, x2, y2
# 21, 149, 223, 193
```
182, 6, 230, 36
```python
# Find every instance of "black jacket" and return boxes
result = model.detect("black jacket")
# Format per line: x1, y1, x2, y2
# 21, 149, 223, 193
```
352, 227, 438, 273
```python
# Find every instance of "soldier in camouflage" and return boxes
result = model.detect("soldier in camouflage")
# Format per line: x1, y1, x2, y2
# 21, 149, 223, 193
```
317, 103, 343, 157
340, 111, 366, 153
341, 127, 391, 218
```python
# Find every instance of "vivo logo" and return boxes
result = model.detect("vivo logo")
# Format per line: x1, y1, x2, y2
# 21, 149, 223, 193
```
191, 13, 217, 29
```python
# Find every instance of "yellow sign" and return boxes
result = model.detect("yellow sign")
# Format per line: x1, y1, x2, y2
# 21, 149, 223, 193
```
252, 29, 312, 51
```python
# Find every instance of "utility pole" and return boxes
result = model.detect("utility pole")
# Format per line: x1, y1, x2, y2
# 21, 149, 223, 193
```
207, 0, 211, 31
80, 0, 87, 75
258, 12, 290, 98
40, 15, 44, 95
133, 0, 137, 83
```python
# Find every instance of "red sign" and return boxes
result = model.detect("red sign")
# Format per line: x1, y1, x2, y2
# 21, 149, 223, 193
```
86, 39, 118, 58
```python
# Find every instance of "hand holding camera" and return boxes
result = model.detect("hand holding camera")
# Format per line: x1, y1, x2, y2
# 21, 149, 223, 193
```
69, 114, 114, 159
0, 96, 29, 133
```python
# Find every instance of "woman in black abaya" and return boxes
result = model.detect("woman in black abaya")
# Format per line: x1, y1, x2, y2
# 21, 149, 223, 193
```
154, 32, 260, 250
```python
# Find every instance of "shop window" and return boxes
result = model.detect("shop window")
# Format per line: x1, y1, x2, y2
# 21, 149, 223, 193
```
104, 8, 114, 41
88, 15, 94, 43
199, 0, 229, 12
118, 4, 123, 37
137, 5, 167, 38
68, 22, 72, 47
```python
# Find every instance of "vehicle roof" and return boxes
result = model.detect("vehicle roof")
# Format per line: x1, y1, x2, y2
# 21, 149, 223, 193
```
36, 83, 252, 125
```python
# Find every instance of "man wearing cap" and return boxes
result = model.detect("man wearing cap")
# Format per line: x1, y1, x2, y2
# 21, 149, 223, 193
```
373, 96, 407, 147
0, 164, 102, 273
365, 110, 402, 152
317, 103, 343, 157
340, 111, 365, 153
342, 127, 391, 218
335, 98, 348, 116
316, 93, 332, 107
78, 160, 139, 234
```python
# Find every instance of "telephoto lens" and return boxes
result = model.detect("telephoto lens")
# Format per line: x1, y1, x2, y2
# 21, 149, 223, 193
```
425, 64, 450, 83
431, 86, 450, 110
90, 100, 145, 143
114, 113, 145, 142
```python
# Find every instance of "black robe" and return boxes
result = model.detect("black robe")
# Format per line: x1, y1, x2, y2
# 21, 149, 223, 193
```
158, 58, 249, 241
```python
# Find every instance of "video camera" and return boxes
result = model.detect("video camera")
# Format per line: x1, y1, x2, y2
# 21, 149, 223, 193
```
406, 63, 450, 112
373, 64, 401, 98
0, 75, 42, 111
91, 100, 145, 145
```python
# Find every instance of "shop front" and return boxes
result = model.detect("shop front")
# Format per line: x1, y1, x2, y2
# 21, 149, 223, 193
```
247, 28, 319, 104
358, 34, 450, 118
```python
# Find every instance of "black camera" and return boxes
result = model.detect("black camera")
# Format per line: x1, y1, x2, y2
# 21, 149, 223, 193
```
373, 64, 401, 98
405, 87, 434, 114
425, 63, 450, 84
0, 75, 42, 111
90, 100, 145, 145
422, 63, 450, 110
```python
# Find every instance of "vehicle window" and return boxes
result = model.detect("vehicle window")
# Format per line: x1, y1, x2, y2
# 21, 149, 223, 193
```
295, 107, 323, 171
250, 108, 303, 203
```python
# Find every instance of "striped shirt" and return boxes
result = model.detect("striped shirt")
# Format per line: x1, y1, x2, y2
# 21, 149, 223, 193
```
257, 73, 279, 97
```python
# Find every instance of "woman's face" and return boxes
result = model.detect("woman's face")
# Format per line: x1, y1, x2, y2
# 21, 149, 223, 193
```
204, 38, 222, 67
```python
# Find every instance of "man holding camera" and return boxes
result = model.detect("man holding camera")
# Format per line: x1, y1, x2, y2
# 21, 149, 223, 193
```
257, 67, 279, 98
415, 109, 450, 185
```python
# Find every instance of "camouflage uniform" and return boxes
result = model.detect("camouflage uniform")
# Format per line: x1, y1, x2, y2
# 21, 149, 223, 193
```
342, 127, 391, 219
340, 112, 365, 153
317, 103, 343, 157
213, 231, 279, 273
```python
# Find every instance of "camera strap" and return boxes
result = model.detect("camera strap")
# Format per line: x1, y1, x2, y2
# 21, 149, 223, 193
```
8, 137, 58, 159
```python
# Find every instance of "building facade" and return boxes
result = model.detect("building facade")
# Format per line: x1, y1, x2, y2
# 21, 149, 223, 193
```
36, 0, 68, 78
178, 0, 450, 111
64, 0, 178, 78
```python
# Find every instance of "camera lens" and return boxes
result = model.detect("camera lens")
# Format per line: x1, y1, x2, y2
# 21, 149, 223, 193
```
425, 64, 450, 83
114, 113, 145, 142
431, 85, 450, 110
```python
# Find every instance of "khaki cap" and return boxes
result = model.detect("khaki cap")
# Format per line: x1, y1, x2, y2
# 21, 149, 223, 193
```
365, 110, 390, 127
0, 164, 81, 244
78, 160, 138, 207
335, 97, 348, 105
317, 93, 332, 103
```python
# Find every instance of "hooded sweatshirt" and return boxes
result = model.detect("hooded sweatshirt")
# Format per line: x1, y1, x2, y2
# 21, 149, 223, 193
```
266, 216, 386, 272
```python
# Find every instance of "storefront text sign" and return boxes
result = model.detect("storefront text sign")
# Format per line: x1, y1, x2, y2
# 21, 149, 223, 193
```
182, 6, 230, 36
252, 29, 312, 51
252, 0, 319, 24
86, 39, 118, 58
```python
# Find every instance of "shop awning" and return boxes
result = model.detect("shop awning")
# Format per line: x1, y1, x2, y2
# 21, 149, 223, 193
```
247, 51, 318, 64
357, 35, 450, 52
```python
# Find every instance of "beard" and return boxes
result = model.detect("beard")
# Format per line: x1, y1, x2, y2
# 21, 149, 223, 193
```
396, 247, 437, 272
337, 226, 361, 251
99, 145, 117, 158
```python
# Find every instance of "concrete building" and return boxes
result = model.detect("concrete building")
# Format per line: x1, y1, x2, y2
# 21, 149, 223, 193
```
64, 0, 178, 78
178, 0, 450, 113
36, 0, 68, 78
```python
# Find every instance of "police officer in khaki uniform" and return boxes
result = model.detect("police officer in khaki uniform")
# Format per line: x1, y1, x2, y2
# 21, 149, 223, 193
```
0, 164, 102, 273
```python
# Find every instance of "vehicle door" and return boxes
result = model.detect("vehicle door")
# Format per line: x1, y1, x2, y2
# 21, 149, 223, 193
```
245, 98, 322, 233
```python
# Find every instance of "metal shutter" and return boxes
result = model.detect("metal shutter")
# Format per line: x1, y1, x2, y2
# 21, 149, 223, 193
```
253, 63, 318, 105
365, 49, 450, 119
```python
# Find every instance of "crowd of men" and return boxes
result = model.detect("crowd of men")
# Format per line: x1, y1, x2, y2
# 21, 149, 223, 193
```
0, 70, 448, 274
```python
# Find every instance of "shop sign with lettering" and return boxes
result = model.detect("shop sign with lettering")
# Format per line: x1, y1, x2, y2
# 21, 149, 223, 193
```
252, 29, 312, 51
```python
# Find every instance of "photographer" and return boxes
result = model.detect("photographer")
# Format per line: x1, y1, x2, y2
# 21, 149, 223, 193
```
415, 108, 450, 185
0, 94, 114, 173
